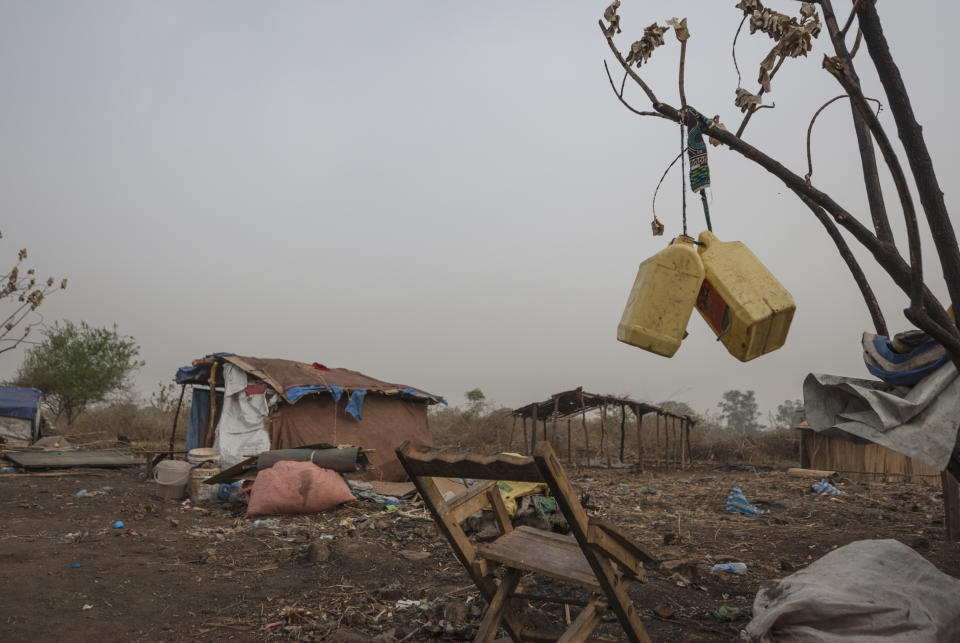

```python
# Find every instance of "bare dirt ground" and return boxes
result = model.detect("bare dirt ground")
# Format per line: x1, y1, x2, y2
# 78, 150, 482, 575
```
1, 462, 957, 642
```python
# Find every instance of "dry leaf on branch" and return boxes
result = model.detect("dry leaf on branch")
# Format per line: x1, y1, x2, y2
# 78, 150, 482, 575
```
735, 87, 763, 113
603, 1, 621, 37
707, 116, 728, 147
666, 17, 689, 42
625, 23, 669, 67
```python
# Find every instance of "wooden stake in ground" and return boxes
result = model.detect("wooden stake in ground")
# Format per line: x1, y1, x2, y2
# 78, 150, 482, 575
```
636, 408, 644, 472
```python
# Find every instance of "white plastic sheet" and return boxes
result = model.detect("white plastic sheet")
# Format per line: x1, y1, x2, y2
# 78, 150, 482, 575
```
803, 362, 960, 469
214, 363, 273, 469
744, 539, 960, 642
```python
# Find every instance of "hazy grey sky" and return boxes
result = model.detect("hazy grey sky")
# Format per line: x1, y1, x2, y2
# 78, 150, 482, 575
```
2, 1, 957, 419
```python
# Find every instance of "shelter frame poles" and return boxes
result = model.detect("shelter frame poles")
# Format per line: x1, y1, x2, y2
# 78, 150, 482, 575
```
166, 383, 187, 457
618, 403, 626, 464
599, 402, 607, 466
567, 417, 572, 463
508, 415, 517, 451
686, 420, 693, 468
522, 417, 528, 455
664, 414, 670, 470
680, 418, 686, 470
635, 408, 644, 473
202, 362, 219, 448
530, 404, 538, 456
552, 397, 561, 457
580, 391, 590, 464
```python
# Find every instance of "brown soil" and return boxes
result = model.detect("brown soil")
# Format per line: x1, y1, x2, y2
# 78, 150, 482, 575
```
1, 464, 957, 642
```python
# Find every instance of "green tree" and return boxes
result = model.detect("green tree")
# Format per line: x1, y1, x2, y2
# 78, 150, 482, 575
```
14, 320, 144, 423
774, 399, 804, 428
464, 388, 487, 416
718, 389, 762, 434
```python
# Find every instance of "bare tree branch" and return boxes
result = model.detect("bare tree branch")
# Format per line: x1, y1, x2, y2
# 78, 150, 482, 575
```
602, 61, 670, 120
799, 193, 887, 335
856, 0, 960, 326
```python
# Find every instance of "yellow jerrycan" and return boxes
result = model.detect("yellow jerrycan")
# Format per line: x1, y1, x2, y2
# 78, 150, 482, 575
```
695, 230, 795, 361
617, 235, 705, 357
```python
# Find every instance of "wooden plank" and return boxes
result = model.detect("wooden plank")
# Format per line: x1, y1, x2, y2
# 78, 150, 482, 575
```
587, 523, 645, 580
487, 486, 513, 535
475, 568, 522, 643
393, 447, 542, 483
943, 471, 960, 542
477, 527, 601, 593
202, 361, 219, 449
533, 442, 651, 643
448, 480, 497, 524
6, 450, 139, 469
557, 597, 606, 643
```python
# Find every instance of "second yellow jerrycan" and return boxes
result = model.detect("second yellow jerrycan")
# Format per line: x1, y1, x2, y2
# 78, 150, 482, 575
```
618, 235, 705, 357
695, 230, 795, 361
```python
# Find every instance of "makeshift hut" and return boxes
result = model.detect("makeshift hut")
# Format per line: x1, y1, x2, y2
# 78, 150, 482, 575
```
0, 385, 42, 445
796, 420, 941, 485
173, 354, 444, 481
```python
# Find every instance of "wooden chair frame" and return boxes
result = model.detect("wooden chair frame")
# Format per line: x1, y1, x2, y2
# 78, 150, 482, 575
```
396, 440, 654, 643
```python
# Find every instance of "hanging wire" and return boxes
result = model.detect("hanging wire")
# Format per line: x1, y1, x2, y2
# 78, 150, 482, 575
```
680, 115, 688, 236
651, 147, 688, 229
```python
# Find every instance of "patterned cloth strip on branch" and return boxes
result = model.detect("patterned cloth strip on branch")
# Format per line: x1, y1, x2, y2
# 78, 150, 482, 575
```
683, 108, 710, 193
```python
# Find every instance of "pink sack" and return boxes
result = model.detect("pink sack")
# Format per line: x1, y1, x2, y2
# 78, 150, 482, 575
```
246, 461, 356, 517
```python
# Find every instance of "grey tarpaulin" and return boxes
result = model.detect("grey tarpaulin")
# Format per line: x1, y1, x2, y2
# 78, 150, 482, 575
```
803, 362, 960, 470
744, 539, 960, 642
256, 447, 368, 473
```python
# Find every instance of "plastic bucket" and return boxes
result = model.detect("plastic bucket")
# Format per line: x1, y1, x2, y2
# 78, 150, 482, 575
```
187, 448, 220, 467
154, 460, 191, 500
189, 466, 221, 503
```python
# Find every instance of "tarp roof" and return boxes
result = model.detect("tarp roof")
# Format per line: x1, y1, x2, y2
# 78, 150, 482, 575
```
0, 385, 41, 421
175, 354, 444, 406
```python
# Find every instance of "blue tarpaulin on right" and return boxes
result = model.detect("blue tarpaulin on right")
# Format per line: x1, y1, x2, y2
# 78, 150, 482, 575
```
185, 387, 223, 453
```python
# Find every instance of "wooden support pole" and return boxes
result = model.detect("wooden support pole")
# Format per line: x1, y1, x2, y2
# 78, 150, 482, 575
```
508, 415, 517, 451
664, 414, 670, 470
599, 402, 607, 466
522, 417, 528, 455
530, 404, 538, 456
943, 471, 960, 542
680, 418, 686, 470
567, 417, 572, 463
580, 392, 590, 465
201, 362, 219, 449
619, 403, 626, 464
166, 383, 187, 457
636, 408, 644, 472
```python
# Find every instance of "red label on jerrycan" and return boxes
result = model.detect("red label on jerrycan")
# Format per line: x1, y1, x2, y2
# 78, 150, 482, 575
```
696, 279, 730, 335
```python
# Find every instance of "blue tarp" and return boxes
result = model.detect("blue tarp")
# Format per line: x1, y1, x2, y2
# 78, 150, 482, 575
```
185, 387, 223, 453
0, 386, 41, 422
345, 389, 367, 420
174, 353, 235, 384
286, 385, 343, 404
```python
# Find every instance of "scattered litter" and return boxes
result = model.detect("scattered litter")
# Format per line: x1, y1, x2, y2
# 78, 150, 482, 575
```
638, 486, 657, 494
711, 562, 748, 575
395, 599, 421, 610
713, 605, 741, 620
82, 604, 93, 610
263, 620, 284, 630
726, 487, 769, 515
112, 521, 124, 529
654, 605, 674, 618
75, 489, 87, 498
58, 531, 87, 544
347, 480, 407, 506
251, 519, 278, 528
812, 479, 846, 496
72, 562, 80, 569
